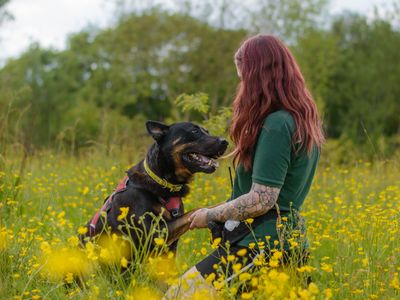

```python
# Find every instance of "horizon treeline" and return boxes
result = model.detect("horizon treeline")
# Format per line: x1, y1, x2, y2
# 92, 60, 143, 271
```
0, 0, 399, 158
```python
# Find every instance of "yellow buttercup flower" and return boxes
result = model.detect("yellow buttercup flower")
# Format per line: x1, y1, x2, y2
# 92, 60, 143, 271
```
213, 280, 224, 290
227, 254, 236, 262
41, 246, 93, 281
117, 207, 129, 221
65, 272, 74, 284
321, 263, 333, 273
211, 237, 221, 248
236, 248, 247, 257
205, 272, 216, 284
245, 218, 254, 224
121, 257, 128, 268
239, 272, 251, 282
232, 263, 242, 273
269, 259, 279, 268
67, 236, 79, 247
77, 226, 88, 235
324, 288, 333, 299
390, 273, 400, 290
241, 292, 253, 299
272, 250, 283, 260
82, 186, 89, 195
154, 238, 165, 246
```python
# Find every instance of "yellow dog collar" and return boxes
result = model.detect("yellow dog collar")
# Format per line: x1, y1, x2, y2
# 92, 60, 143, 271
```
143, 159, 183, 193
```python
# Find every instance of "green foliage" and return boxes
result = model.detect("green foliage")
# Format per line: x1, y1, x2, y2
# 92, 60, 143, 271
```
324, 13, 400, 143
174, 93, 210, 114
174, 93, 232, 136
294, 28, 340, 116
0, 10, 245, 151
0, 0, 12, 25
203, 107, 232, 137
0, 1, 399, 158
248, 0, 329, 42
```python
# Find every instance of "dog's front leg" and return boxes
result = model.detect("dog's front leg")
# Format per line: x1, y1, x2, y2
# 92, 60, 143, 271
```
165, 203, 224, 246
165, 210, 199, 246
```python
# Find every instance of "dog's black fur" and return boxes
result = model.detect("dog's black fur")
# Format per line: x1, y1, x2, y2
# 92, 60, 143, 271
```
80, 121, 228, 254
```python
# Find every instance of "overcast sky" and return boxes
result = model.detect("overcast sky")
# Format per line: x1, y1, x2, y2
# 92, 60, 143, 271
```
0, 0, 391, 63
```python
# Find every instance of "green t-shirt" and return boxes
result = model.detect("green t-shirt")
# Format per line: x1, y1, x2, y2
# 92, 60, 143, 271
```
232, 110, 320, 249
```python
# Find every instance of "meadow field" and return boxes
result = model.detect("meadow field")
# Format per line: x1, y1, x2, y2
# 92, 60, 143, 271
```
1, 0, 400, 299
0, 145, 399, 300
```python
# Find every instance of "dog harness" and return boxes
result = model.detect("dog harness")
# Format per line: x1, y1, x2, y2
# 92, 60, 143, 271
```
88, 176, 183, 238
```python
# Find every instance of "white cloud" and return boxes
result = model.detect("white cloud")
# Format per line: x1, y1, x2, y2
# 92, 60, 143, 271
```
0, 0, 114, 63
0, 0, 392, 63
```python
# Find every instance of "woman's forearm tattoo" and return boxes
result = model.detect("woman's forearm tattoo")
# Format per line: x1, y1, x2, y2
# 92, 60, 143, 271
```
206, 183, 281, 223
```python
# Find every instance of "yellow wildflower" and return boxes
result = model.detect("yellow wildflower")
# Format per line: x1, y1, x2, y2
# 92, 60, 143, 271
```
154, 238, 165, 246
67, 236, 79, 247
390, 273, 400, 290
121, 257, 128, 268
117, 207, 129, 221
324, 288, 333, 299
65, 272, 74, 284
232, 263, 242, 273
321, 263, 333, 273
227, 254, 235, 262
213, 280, 224, 290
211, 237, 221, 249
269, 259, 279, 268
239, 272, 251, 281
236, 248, 247, 257
241, 292, 253, 299
82, 186, 89, 195
77, 226, 88, 235
272, 250, 283, 260
205, 272, 216, 284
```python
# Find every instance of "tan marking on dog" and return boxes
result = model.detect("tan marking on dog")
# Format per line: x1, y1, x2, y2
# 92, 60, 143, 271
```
171, 144, 193, 182
172, 137, 182, 146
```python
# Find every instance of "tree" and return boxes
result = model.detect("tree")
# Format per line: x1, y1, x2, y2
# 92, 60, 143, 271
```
325, 13, 400, 143
0, 0, 12, 26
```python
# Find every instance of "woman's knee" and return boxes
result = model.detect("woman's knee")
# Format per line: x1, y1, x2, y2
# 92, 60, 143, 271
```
163, 266, 216, 300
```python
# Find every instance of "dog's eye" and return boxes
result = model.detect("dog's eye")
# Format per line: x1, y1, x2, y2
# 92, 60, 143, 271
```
191, 128, 200, 134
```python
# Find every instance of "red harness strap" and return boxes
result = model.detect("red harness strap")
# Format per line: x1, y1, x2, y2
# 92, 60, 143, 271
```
89, 176, 129, 237
159, 196, 182, 218
88, 177, 183, 238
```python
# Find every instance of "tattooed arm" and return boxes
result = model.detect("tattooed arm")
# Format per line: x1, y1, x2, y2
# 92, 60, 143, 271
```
188, 183, 281, 229
206, 183, 280, 223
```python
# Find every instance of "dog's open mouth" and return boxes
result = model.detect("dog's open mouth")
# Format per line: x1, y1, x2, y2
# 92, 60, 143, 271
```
183, 152, 222, 173
188, 153, 219, 168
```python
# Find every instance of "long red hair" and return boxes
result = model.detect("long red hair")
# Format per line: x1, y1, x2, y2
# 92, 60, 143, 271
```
230, 35, 325, 170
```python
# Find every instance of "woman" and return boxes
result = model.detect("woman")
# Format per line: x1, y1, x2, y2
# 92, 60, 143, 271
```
164, 34, 324, 298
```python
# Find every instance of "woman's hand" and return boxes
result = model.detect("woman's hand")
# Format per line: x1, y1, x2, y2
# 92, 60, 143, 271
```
188, 208, 210, 229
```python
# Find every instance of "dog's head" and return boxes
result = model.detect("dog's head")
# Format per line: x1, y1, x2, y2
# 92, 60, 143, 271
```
146, 121, 228, 180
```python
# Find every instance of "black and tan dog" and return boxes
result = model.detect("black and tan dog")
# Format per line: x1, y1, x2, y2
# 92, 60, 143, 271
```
79, 121, 228, 255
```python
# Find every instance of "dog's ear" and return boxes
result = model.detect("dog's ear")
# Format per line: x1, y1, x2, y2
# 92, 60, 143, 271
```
146, 121, 170, 141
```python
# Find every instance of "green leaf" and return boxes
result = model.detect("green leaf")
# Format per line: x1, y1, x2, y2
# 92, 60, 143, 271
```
174, 93, 210, 114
